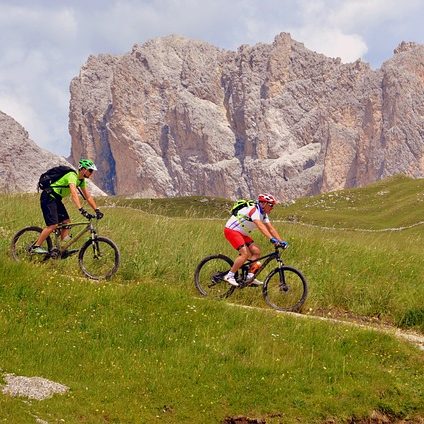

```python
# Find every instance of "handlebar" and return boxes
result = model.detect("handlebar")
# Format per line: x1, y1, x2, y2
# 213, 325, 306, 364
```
274, 243, 288, 250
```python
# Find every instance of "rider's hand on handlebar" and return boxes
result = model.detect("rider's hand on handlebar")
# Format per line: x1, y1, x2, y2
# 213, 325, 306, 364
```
270, 237, 288, 249
95, 208, 104, 220
79, 207, 94, 219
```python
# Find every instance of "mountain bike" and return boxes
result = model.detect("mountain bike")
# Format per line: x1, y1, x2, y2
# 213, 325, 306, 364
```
10, 215, 120, 280
194, 245, 308, 312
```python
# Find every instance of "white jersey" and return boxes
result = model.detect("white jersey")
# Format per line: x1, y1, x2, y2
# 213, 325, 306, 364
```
225, 204, 270, 236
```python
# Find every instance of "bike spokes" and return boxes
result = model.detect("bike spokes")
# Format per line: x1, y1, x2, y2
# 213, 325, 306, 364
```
78, 237, 120, 280
194, 255, 236, 299
10, 227, 52, 263
263, 266, 308, 312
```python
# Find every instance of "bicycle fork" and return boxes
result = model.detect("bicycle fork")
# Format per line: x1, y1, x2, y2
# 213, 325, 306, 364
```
277, 259, 289, 293
90, 233, 102, 259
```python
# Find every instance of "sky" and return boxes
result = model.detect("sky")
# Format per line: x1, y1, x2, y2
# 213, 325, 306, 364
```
0, 0, 423, 157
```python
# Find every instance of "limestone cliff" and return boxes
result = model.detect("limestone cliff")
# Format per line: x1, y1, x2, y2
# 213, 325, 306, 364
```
69, 34, 424, 201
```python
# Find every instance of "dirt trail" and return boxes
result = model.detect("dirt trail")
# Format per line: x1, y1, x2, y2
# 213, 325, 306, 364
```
227, 303, 424, 351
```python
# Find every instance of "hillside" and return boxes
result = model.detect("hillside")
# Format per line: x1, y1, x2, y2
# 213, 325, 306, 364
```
103, 174, 424, 229
0, 176, 423, 422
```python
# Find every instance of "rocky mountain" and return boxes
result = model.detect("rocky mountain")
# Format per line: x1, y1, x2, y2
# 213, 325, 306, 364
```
9, 34, 423, 202
69, 34, 423, 201
0, 111, 104, 196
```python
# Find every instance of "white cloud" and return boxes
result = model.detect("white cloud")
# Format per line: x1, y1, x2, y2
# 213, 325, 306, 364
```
0, 94, 32, 125
328, 0, 423, 29
0, 4, 79, 154
0, 0, 423, 156
0, 93, 41, 138
290, 27, 368, 62
0, 5, 77, 44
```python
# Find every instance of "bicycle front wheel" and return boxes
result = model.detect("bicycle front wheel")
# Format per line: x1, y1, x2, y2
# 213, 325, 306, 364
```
78, 236, 120, 280
194, 254, 236, 299
10, 226, 52, 263
263, 266, 308, 312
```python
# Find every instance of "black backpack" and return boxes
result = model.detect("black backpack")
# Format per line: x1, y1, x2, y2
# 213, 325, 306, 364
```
37, 165, 77, 192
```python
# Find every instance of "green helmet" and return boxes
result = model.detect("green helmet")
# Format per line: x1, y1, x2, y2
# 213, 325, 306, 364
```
78, 159, 97, 171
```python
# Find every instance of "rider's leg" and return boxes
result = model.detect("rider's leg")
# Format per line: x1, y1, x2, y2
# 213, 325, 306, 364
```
246, 243, 263, 285
247, 243, 260, 262
229, 245, 251, 274
223, 229, 254, 286
34, 191, 60, 248
223, 245, 250, 286
60, 219, 71, 240
55, 200, 71, 240
34, 224, 57, 247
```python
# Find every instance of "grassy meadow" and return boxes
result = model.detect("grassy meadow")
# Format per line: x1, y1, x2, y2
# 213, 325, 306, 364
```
0, 175, 423, 423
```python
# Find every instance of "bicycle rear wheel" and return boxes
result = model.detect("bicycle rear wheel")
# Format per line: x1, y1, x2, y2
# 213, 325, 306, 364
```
78, 236, 120, 280
263, 266, 308, 312
10, 226, 52, 263
194, 254, 236, 299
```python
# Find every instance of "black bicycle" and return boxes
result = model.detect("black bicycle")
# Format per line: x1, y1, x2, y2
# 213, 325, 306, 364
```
194, 245, 308, 312
10, 216, 120, 280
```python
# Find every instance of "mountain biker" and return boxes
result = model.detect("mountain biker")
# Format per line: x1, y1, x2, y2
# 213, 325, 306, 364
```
31, 159, 104, 254
223, 193, 287, 287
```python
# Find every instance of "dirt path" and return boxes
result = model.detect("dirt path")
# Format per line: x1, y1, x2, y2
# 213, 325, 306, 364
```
227, 303, 424, 351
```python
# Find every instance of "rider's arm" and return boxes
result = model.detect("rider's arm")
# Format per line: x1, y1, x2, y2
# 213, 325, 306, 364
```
253, 219, 277, 240
264, 222, 283, 240
80, 187, 98, 211
69, 183, 83, 209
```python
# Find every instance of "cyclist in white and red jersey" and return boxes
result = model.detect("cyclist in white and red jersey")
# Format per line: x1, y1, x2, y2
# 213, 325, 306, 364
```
223, 193, 288, 287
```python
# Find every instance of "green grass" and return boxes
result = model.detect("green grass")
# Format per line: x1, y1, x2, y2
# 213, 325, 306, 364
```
279, 174, 424, 229
96, 175, 424, 330
0, 267, 422, 423
103, 175, 424, 229
0, 177, 423, 423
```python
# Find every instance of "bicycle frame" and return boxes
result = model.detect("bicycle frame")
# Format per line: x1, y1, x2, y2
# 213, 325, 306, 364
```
50, 219, 97, 256
194, 246, 308, 311
238, 247, 284, 284
11, 217, 120, 280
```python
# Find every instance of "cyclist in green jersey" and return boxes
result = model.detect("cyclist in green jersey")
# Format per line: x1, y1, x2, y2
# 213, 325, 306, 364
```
31, 159, 104, 254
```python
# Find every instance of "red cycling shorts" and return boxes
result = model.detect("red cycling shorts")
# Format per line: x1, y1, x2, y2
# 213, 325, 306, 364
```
224, 227, 253, 250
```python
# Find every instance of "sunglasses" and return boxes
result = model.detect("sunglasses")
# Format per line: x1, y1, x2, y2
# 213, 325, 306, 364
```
266, 203, 274, 207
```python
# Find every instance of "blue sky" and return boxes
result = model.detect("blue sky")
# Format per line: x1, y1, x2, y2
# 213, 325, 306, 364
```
0, 0, 423, 156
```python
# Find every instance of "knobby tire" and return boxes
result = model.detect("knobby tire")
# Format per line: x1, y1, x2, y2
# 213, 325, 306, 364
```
78, 236, 120, 280
10, 226, 53, 263
263, 266, 308, 312
194, 254, 236, 299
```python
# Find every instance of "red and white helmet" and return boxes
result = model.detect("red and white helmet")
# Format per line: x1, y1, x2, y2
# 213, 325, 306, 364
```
257, 193, 277, 205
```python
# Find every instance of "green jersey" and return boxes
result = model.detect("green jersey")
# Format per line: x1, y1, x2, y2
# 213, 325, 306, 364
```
50, 172, 86, 198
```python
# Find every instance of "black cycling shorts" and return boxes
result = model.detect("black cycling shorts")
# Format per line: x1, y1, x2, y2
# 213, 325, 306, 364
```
40, 191, 70, 226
